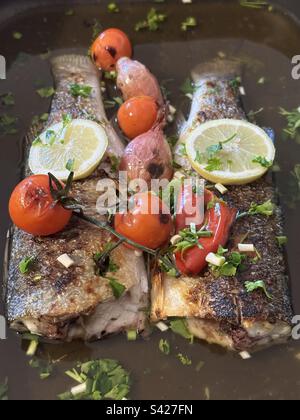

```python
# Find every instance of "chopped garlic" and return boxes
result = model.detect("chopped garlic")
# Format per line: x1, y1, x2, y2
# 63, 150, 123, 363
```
156, 322, 169, 332
206, 252, 225, 267
169, 104, 177, 115
167, 114, 175, 123
134, 250, 143, 258
57, 254, 75, 268
170, 235, 182, 246
215, 183, 228, 195
239, 351, 252, 360
239, 86, 246, 96
238, 244, 255, 253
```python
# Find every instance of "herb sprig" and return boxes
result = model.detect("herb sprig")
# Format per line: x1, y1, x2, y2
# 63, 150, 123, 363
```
135, 8, 167, 32
245, 280, 272, 299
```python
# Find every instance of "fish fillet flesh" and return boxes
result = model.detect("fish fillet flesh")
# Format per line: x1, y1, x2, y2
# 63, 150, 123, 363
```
4, 55, 148, 341
151, 60, 293, 351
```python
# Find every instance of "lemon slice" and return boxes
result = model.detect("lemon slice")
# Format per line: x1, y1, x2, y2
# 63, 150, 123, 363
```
29, 119, 108, 181
185, 119, 276, 185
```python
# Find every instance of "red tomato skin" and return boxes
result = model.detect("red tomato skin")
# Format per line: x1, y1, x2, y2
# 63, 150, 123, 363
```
114, 192, 173, 250
91, 28, 132, 71
175, 197, 237, 276
117, 96, 158, 140
9, 175, 72, 236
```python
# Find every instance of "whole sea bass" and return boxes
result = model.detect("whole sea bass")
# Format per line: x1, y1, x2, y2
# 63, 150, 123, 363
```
151, 60, 294, 351
4, 55, 148, 340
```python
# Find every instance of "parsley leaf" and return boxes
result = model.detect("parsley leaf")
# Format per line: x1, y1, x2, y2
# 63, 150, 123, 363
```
135, 8, 167, 32
36, 86, 55, 98
107, 2, 119, 13
19, 256, 36, 274
69, 83, 92, 98
108, 278, 126, 299
279, 107, 300, 143
0, 114, 18, 135
0, 92, 15, 106
170, 319, 193, 343
181, 17, 197, 31
252, 156, 273, 168
58, 359, 130, 401
180, 78, 196, 95
245, 280, 273, 299
29, 358, 53, 380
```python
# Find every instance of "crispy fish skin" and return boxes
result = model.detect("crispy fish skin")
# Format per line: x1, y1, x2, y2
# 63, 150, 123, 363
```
5, 55, 148, 340
152, 60, 293, 351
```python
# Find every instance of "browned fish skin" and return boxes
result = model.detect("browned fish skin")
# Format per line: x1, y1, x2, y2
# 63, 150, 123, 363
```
5, 55, 148, 340
152, 60, 293, 351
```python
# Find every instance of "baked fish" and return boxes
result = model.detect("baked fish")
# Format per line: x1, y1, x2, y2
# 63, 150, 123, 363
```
4, 55, 148, 341
151, 60, 293, 351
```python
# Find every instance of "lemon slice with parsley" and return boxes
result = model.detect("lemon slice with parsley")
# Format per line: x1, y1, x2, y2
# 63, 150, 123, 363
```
29, 118, 108, 181
185, 119, 276, 185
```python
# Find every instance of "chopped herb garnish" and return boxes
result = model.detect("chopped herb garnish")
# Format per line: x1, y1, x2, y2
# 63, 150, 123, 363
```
279, 107, 300, 143
127, 330, 137, 341
19, 256, 36, 274
13, 31, 23, 40
173, 226, 212, 257
93, 242, 120, 276
58, 359, 130, 401
0, 92, 15, 106
69, 83, 92, 98
180, 77, 196, 96
210, 248, 247, 277
159, 339, 170, 355
0, 379, 8, 400
0, 114, 18, 135
257, 77, 266, 85
170, 319, 193, 343
276, 236, 288, 246
135, 8, 167, 32
245, 280, 272, 299
91, 19, 103, 40
252, 156, 273, 168
32, 113, 49, 124
239, 0, 271, 9
237, 200, 274, 219
108, 2, 119, 13
104, 70, 117, 80
36, 86, 55, 98
29, 358, 53, 380
229, 76, 241, 91
205, 157, 222, 172
66, 158, 75, 172
181, 17, 197, 31
177, 353, 192, 366
109, 155, 120, 173
108, 278, 126, 299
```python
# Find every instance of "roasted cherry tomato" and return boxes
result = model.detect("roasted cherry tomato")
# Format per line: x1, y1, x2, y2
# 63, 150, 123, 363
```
117, 96, 158, 140
91, 28, 132, 71
175, 193, 237, 276
9, 175, 72, 236
114, 192, 173, 250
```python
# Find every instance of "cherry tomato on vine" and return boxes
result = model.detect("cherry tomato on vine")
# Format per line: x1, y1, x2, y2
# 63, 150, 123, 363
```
91, 28, 132, 71
114, 192, 173, 250
9, 175, 72, 236
117, 96, 158, 140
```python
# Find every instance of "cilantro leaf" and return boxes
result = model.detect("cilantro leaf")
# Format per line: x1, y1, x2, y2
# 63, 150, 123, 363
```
170, 319, 193, 342
245, 280, 273, 299
108, 278, 126, 299
19, 256, 36, 274
69, 83, 92, 98
36, 86, 55, 98
252, 156, 273, 168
